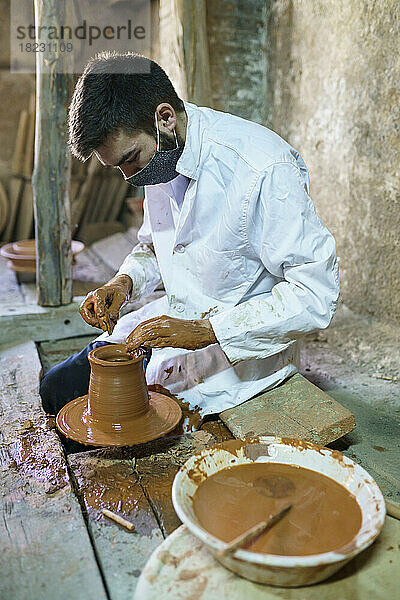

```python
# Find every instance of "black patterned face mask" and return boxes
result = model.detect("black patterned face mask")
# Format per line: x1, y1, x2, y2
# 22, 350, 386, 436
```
124, 113, 184, 187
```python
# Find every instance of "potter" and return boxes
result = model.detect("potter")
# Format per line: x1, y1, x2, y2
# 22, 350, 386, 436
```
41, 52, 339, 426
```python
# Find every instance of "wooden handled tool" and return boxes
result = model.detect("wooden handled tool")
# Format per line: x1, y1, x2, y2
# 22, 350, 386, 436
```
99, 311, 113, 335
217, 504, 292, 558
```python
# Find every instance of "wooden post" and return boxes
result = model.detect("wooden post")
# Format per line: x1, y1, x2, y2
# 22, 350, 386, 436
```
158, 0, 211, 104
32, 0, 72, 306
177, 0, 211, 105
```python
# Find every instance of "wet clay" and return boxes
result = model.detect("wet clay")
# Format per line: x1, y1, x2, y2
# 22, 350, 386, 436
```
56, 344, 182, 446
193, 463, 362, 556
148, 384, 202, 434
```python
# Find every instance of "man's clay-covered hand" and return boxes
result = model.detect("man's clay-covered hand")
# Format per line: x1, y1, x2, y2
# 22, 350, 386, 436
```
126, 315, 218, 352
79, 274, 133, 334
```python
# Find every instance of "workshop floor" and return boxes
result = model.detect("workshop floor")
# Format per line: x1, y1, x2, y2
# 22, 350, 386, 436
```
300, 301, 400, 504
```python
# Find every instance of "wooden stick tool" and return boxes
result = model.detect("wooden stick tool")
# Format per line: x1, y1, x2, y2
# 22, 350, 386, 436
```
217, 504, 292, 558
102, 508, 135, 531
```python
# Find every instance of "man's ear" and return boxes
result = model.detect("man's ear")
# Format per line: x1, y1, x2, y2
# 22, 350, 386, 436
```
156, 103, 177, 132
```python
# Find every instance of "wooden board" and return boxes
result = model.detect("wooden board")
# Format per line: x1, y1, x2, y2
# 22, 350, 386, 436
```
73, 246, 115, 286
0, 297, 95, 344
38, 334, 96, 373
33, 13, 72, 306
0, 340, 107, 600
68, 454, 164, 600
14, 180, 34, 240
134, 431, 215, 536
220, 373, 356, 446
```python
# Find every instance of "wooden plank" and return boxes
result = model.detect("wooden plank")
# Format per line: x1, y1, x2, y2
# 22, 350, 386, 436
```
71, 156, 101, 233
0, 298, 95, 344
91, 232, 135, 272
32, 0, 72, 306
98, 176, 122, 222
177, 0, 211, 104
14, 181, 34, 240
78, 222, 126, 247
3, 177, 24, 242
107, 180, 129, 222
220, 372, 356, 446
0, 341, 107, 600
68, 453, 164, 600
0, 181, 8, 237
135, 431, 215, 536
38, 335, 96, 373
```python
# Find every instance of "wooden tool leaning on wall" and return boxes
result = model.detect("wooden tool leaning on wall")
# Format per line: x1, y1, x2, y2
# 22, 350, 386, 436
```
2, 105, 30, 242
1, 95, 131, 244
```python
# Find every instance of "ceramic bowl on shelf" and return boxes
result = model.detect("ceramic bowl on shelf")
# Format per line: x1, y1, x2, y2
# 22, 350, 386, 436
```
0, 239, 85, 273
172, 437, 385, 587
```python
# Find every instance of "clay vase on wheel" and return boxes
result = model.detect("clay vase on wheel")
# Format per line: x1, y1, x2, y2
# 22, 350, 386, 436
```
56, 344, 182, 446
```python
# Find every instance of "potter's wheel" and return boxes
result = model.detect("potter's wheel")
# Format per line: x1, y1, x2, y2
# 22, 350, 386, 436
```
133, 521, 399, 600
56, 391, 182, 447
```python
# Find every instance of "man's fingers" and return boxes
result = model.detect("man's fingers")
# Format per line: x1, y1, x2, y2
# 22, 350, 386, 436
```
92, 288, 108, 318
126, 317, 170, 351
108, 290, 125, 320
79, 298, 101, 328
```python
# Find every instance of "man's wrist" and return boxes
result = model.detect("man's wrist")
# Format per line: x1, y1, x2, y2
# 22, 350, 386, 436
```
113, 274, 133, 299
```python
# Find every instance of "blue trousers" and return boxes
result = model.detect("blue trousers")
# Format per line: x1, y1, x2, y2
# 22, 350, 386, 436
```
40, 340, 152, 416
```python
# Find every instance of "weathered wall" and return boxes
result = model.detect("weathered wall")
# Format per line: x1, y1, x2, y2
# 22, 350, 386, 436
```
268, 0, 400, 324
207, 0, 400, 325
207, 0, 269, 125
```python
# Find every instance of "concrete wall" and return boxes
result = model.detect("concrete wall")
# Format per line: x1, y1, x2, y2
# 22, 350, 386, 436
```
207, 0, 400, 325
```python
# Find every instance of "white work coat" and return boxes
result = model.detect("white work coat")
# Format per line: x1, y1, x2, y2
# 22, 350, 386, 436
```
97, 101, 339, 416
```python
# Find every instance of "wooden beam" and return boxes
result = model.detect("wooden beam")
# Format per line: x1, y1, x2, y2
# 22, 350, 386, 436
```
158, 0, 211, 104
177, 0, 211, 105
0, 296, 94, 344
32, 0, 72, 306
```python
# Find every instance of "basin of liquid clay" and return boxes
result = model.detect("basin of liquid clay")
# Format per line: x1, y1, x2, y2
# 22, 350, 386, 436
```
56, 344, 182, 446
172, 437, 385, 587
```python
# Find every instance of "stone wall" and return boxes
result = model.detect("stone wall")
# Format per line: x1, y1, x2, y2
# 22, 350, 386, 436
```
207, 0, 400, 325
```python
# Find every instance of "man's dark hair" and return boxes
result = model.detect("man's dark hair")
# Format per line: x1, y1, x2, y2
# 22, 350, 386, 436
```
68, 51, 185, 161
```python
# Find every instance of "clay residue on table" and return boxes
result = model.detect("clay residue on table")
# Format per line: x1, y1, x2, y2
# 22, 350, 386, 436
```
78, 460, 156, 536
148, 383, 202, 434
9, 428, 69, 494
193, 462, 362, 556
